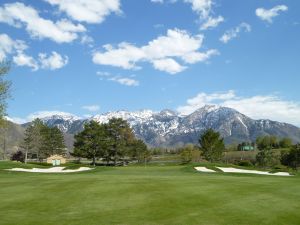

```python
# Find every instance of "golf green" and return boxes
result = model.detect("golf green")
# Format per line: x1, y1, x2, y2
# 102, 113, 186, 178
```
0, 162, 299, 225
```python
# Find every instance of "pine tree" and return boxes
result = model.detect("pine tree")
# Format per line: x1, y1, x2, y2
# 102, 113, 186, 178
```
199, 129, 225, 162
106, 118, 135, 166
74, 121, 107, 166
21, 119, 45, 162
41, 126, 66, 157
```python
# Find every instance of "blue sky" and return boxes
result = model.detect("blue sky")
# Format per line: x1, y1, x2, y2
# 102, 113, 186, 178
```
1, 0, 300, 126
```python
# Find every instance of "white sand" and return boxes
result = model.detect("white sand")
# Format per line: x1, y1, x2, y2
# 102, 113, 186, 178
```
217, 167, 292, 176
6, 167, 93, 173
194, 167, 216, 173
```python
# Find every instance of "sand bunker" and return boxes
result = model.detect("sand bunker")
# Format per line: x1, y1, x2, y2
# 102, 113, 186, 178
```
6, 167, 93, 173
217, 167, 292, 176
194, 167, 216, 173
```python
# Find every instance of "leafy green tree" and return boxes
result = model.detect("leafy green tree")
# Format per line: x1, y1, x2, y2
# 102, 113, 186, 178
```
256, 148, 274, 168
256, 136, 271, 150
281, 144, 300, 170
279, 138, 292, 148
74, 121, 108, 166
255, 136, 282, 167
0, 62, 11, 159
180, 144, 200, 164
106, 118, 135, 166
199, 129, 225, 162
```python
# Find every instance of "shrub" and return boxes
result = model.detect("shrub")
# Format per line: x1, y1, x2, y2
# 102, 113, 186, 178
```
11, 151, 25, 163
236, 160, 253, 167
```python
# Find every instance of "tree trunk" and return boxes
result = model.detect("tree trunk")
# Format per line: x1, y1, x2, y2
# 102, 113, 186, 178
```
25, 149, 28, 164
114, 156, 117, 166
92, 156, 96, 167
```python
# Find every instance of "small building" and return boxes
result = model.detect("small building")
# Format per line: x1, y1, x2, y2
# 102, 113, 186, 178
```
46, 155, 67, 166
241, 145, 255, 151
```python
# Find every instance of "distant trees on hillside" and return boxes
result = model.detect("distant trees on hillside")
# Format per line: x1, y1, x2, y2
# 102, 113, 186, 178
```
73, 118, 150, 166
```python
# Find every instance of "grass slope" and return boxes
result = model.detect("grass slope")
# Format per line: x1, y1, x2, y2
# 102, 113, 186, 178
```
0, 162, 300, 225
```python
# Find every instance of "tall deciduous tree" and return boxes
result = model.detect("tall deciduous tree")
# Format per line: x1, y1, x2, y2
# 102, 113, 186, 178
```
0, 62, 11, 124
199, 129, 225, 162
0, 62, 11, 159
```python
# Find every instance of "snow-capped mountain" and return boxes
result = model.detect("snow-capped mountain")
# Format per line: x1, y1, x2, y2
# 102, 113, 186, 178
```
25, 105, 300, 147
40, 114, 82, 133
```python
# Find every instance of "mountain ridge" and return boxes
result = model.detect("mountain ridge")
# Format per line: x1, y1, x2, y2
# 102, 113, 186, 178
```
19, 105, 300, 148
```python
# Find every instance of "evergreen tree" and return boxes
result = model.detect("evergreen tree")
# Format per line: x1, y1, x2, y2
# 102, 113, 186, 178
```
128, 139, 149, 163
21, 118, 45, 161
106, 118, 135, 165
21, 125, 34, 164
74, 121, 108, 166
41, 126, 66, 157
199, 129, 225, 162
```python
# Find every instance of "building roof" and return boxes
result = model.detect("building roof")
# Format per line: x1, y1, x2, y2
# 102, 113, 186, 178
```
47, 155, 66, 159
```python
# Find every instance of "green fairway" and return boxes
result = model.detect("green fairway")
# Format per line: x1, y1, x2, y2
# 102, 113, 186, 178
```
0, 162, 300, 225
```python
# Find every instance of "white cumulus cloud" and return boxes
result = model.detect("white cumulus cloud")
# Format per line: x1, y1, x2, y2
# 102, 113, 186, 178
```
256, 5, 288, 23
0, 2, 86, 43
220, 22, 251, 44
97, 71, 140, 86
177, 90, 300, 126
13, 52, 39, 71
45, 0, 121, 24
0, 33, 27, 61
38, 51, 69, 70
93, 28, 218, 74
0, 33, 68, 71
184, 0, 224, 30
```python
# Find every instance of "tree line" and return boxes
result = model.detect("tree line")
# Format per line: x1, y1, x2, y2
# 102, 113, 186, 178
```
14, 117, 150, 166
73, 118, 150, 166
14, 118, 66, 163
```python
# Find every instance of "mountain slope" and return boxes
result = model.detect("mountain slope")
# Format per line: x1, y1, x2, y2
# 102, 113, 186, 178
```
29, 105, 300, 147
